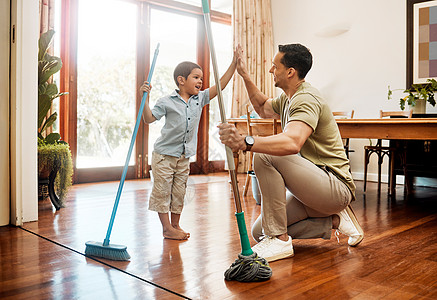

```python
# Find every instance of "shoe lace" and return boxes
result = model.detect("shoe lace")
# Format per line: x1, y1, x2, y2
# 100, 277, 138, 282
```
257, 236, 274, 250
335, 230, 341, 244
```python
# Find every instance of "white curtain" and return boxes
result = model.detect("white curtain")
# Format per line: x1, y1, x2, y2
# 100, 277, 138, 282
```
232, 0, 274, 118
232, 0, 274, 172
39, 0, 55, 36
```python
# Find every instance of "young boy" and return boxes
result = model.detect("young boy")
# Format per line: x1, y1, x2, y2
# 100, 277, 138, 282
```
140, 51, 237, 240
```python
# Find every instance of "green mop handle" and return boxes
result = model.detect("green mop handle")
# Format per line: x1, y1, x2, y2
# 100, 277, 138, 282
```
201, 0, 253, 257
103, 43, 160, 246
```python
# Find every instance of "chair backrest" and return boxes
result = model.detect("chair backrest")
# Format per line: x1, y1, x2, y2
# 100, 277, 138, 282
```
333, 110, 355, 119
332, 110, 354, 155
246, 104, 253, 136
380, 110, 412, 118
246, 103, 278, 136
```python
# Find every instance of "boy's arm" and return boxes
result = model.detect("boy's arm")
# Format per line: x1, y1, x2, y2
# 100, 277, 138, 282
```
140, 81, 156, 123
208, 48, 237, 100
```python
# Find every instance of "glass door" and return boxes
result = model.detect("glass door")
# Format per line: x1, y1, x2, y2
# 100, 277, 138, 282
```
208, 21, 233, 163
75, 0, 138, 182
59, 0, 233, 182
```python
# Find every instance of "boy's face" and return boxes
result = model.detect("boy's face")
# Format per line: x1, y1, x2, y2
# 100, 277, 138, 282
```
179, 68, 203, 95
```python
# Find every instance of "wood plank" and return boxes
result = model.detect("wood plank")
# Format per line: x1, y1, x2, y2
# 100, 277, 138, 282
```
336, 118, 437, 140
0, 174, 435, 299
228, 118, 437, 140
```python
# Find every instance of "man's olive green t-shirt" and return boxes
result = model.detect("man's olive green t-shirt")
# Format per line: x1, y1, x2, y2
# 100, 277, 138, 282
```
271, 82, 356, 199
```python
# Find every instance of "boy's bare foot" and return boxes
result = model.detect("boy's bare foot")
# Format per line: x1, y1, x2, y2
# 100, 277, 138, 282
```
163, 227, 190, 240
172, 224, 190, 238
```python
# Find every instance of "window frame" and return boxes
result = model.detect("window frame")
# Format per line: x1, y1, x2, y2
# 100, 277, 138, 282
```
59, 0, 232, 183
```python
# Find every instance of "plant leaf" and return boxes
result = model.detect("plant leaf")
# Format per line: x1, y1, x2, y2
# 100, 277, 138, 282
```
38, 56, 62, 85
38, 30, 55, 61
400, 98, 405, 110
429, 93, 436, 106
40, 112, 57, 133
38, 94, 52, 128
45, 83, 59, 97
44, 132, 61, 144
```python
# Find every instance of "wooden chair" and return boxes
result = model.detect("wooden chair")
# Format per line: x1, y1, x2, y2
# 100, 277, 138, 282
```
363, 110, 412, 194
332, 110, 355, 158
243, 104, 255, 197
242, 105, 278, 197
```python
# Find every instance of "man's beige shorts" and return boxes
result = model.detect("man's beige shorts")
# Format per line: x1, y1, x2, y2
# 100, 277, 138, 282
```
149, 152, 190, 214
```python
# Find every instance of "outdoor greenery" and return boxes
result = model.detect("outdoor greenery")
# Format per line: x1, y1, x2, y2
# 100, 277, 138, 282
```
38, 29, 72, 206
76, 53, 174, 162
388, 78, 437, 110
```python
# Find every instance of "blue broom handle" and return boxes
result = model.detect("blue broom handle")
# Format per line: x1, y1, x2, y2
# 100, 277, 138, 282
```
103, 43, 160, 246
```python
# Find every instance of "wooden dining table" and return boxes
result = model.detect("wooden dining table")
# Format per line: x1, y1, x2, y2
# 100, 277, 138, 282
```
227, 117, 437, 195
228, 118, 437, 140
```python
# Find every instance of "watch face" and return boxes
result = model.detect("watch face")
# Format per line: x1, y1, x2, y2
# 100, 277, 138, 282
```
246, 136, 255, 145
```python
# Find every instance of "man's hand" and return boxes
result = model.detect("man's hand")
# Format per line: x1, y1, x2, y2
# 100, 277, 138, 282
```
218, 123, 246, 152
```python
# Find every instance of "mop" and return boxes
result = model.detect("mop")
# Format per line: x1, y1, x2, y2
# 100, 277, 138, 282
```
84, 44, 160, 261
201, 0, 272, 282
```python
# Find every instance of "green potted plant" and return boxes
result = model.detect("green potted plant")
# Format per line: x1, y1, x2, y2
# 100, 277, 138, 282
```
38, 29, 72, 209
388, 78, 437, 111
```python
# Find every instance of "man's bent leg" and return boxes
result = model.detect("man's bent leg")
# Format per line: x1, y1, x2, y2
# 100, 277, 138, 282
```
251, 190, 333, 241
253, 153, 351, 239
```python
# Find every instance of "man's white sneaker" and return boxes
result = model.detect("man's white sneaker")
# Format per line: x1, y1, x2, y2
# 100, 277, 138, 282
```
336, 205, 364, 246
251, 236, 294, 262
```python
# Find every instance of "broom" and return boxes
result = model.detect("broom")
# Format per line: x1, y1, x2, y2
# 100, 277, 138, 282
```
85, 43, 160, 261
201, 0, 272, 282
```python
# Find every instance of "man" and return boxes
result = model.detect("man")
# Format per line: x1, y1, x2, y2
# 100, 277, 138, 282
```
218, 44, 364, 262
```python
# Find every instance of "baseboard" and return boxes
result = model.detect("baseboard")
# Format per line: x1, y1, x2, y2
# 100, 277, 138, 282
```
351, 172, 437, 188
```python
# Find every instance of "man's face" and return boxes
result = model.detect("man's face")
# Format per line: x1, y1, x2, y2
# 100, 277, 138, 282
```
269, 52, 290, 88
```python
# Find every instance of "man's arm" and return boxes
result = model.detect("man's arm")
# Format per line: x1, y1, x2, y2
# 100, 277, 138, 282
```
218, 121, 313, 156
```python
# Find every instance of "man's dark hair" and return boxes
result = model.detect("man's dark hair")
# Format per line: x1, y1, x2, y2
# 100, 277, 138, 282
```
278, 44, 312, 79
173, 61, 202, 86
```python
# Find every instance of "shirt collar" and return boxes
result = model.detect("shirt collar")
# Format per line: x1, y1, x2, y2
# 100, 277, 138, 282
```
171, 89, 199, 102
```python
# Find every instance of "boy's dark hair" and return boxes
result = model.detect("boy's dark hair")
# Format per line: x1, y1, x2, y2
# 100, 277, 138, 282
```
278, 44, 312, 79
173, 61, 202, 86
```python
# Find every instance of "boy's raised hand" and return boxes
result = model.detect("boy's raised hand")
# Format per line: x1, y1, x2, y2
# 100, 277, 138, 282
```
235, 45, 249, 78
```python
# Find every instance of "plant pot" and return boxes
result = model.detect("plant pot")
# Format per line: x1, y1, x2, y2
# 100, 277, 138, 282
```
410, 99, 426, 114
38, 143, 73, 208
38, 167, 51, 180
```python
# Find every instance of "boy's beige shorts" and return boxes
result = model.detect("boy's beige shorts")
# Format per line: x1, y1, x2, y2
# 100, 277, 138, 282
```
149, 152, 190, 214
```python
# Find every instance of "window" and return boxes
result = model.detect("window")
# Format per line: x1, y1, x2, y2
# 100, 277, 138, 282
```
59, 0, 232, 182
76, 0, 137, 168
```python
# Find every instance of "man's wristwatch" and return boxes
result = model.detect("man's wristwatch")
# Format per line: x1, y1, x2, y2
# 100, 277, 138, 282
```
244, 135, 255, 152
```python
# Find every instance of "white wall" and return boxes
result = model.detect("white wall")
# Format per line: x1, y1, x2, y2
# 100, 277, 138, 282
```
271, 0, 436, 182
9, 0, 39, 224
0, 0, 10, 226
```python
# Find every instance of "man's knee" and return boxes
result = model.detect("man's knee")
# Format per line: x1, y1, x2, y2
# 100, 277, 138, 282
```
251, 216, 263, 242
253, 152, 269, 173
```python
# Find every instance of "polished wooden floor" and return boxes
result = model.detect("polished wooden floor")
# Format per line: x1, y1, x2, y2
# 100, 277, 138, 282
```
1, 173, 437, 299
